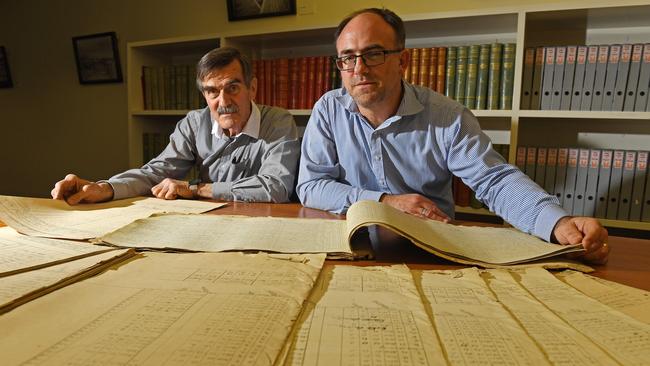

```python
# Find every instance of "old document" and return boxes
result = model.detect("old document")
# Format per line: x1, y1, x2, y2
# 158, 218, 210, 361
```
0, 226, 112, 277
518, 267, 650, 364
418, 268, 549, 365
284, 265, 447, 366
0, 195, 224, 239
555, 270, 650, 324
483, 269, 618, 365
1, 248, 134, 314
0, 252, 324, 365
99, 214, 352, 256
347, 201, 583, 266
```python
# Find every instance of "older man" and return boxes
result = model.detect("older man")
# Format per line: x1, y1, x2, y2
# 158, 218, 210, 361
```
52, 47, 299, 204
297, 8, 609, 264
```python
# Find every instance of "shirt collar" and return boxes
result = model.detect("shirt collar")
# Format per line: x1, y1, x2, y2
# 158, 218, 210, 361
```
211, 101, 260, 139
335, 80, 425, 118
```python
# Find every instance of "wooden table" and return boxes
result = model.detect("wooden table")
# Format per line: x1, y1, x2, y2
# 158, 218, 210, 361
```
209, 201, 650, 291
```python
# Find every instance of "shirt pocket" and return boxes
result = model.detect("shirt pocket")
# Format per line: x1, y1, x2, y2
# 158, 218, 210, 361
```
223, 157, 250, 181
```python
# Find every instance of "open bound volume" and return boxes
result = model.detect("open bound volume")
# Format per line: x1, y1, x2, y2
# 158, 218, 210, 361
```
98, 200, 586, 271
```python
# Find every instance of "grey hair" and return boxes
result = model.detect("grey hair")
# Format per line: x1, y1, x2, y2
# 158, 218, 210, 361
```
195, 46, 253, 90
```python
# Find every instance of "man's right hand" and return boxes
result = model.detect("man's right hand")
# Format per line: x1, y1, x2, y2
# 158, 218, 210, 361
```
51, 174, 114, 205
380, 193, 450, 223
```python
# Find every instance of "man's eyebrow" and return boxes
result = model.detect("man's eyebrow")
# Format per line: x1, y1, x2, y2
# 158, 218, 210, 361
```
201, 78, 242, 91
338, 44, 385, 55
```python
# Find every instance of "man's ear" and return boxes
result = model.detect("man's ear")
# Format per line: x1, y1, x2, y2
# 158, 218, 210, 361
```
249, 76, 258, 101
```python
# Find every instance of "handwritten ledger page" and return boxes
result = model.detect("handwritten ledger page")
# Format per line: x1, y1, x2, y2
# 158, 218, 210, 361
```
517, 267, 650, 365
419, 268, 550, 365
347, 200, 583, 265
0, 195, 224, 239
0, 226, 111, 277
0, 248, 134, 314
284, 265, 447, 366
99, 214, 352, 255
555, 270, 650, 324
0, 252, 324, 365
482, 269, 618, 365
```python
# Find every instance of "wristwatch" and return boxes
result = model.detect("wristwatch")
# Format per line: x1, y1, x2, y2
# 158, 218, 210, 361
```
188, 178, 201, 197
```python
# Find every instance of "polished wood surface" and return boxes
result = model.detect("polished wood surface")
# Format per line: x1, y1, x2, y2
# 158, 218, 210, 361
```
205, 202, 650, 291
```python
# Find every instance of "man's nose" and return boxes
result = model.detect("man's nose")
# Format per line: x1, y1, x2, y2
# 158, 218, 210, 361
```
352, 56, 369, 75
216, 89, 231, 105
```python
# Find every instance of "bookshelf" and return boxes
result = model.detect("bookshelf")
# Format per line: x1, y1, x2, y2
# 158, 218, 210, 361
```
126, 1, 650, 232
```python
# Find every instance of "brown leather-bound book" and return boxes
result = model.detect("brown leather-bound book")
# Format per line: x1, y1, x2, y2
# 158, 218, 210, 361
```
255, 60, 265, 105
276, 58, 289, 109
403, 48, 413, 82
289, 58, 299, 109
298, 57, 308, 109
315, 56, 325, 104
436, 47, 446, 93
428, 47, 438, 91
410, 48, 420, 85
264, 59, 273, 106
324, 57, 332, 93
419, 48, 430, 87
306, 57, 316, 108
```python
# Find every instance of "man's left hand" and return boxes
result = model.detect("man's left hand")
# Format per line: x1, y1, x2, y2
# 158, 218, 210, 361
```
552, 216, 609, 264
151, 178, 193, 200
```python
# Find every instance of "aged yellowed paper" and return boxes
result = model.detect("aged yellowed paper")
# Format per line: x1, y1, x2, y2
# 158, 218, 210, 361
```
555, 270, 650, 324
0, 195, 224, 239
419, 268, 550, 365
0, 226, 111, 277
284, 265, 447, 365
518, 267, 650, 364
0, 252, 324, 365
483, 269, 618, 365
346, 200, 583, 265
1, 248, 134, 314
99, 214, 352, 255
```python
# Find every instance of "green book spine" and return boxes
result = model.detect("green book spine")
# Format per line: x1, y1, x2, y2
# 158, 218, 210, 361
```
487, 43, 503, 110
455, 46, 468, 104
500, 43, 516, 110
164, 65, 175, 111
445, 47, 457, 98
156, 66, 166, 110
464, 45, 480, 108
188, 64, 200, 109
150, 66, 160, 110
475, 44, 491, 110
179, 65, 189, 110
143, 66, 153, 110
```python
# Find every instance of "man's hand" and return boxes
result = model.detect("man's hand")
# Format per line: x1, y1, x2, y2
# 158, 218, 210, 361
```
380, 193, 450, 223
51, 174, 114, 205
553, 216, 609, 264
151, 178, 194, 200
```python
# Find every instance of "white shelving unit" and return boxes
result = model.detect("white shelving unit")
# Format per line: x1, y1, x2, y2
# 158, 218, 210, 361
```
126, 1, 650, 231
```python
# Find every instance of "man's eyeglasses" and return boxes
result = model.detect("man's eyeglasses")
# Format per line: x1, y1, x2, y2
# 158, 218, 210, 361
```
334, 49, 403, 71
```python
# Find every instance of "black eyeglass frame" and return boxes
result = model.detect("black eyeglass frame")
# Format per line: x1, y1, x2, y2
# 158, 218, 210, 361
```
333, 49, 403, 71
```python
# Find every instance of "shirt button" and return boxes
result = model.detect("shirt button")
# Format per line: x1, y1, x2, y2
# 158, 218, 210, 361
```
379, 179, 385, 185
374, 155, 381, 161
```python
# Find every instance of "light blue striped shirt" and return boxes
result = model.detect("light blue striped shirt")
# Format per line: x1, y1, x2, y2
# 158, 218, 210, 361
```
297, 82, 568, 241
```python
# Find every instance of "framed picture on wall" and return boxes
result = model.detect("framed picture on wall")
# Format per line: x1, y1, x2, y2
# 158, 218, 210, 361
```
72, 32, 123, 84
227, 0, 296, 21
0, 46, 13, 88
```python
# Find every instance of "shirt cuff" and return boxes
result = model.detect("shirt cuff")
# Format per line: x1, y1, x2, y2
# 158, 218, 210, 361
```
102, 180, 125, 200
359, 189, 385, 203
212, 182, 234, 201
533, 204, 570, 242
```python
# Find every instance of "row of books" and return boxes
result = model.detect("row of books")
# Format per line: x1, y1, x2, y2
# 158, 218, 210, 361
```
521, 43, 650, 111
403, 43, 516, 110
141, 65, 206, 111
252, 57, 341, 110
453, 144, 510, 208
516, 147, 650, 222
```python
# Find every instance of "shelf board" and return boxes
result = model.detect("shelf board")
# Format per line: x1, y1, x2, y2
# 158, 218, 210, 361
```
288, 109, 312, 116
599, 218, 650, 231
518, 110, 650, 120
131, 110, 189, 117
472, 109, 513, 118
